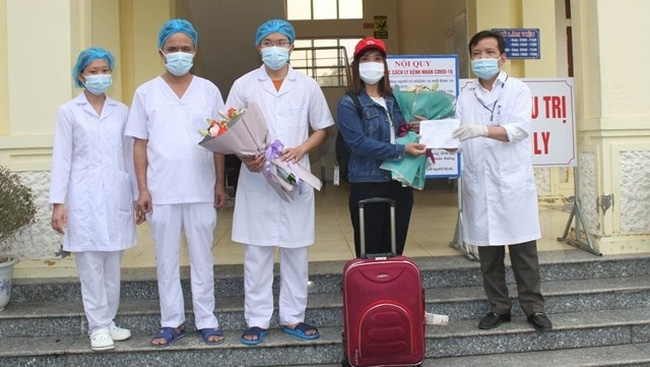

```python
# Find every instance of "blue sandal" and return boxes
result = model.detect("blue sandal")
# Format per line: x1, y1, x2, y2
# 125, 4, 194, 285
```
199, 328, 225, 346
240, 326, 267, 346
152, 326, 186, 347
282, 322, 320, 340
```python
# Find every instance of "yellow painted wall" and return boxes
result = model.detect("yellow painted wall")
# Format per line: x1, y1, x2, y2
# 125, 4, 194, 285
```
597, 0, 650, 126
571, 0, 602, 131
91, 0, 123, 102
470, 0, 524, 77
570, 0, 650, 252
522, 0, 557, 77
0, 1, 8, 136
0, 0, 79, 170
0, 0, 173, 170
119, 0, 174, 106
7, 0, 74, 137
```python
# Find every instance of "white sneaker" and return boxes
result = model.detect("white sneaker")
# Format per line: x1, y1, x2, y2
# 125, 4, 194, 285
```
90, 328, 115, 351
109, 321, 132, 341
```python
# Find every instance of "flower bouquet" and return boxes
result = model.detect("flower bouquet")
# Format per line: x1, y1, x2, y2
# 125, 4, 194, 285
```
198, 103, 265, 156
199, 107, 245, 139
379, 85, 457, 189
392, 84, 456, 121
198, 100, 322, 202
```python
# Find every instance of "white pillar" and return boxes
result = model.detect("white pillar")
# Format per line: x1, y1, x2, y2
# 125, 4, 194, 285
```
572, 0, 650, 253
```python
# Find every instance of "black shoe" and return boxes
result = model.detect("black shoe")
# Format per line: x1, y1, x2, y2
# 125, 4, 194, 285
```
478, 311, 511, 329
527, 312, 553, 331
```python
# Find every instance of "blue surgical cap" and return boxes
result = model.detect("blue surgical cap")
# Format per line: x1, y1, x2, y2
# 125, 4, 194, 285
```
255, 19, 295, 46
158, 19, 198, 49
72, 47, 115, 88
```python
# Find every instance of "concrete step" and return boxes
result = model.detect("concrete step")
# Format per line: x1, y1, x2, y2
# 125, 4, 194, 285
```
2, 252, 648, 366
9, 251, 650, 303
2, 275, 648, 337
427, 307, 650, 358
0, 308, 649, 367
426, 343, 650, 367
434, 274, 650, 320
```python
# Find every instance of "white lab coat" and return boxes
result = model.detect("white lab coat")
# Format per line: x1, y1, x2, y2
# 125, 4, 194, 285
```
49, 93, 137, 252
226, 65, 334, 247
125, 76, 223, 204
455, 71, 541, 246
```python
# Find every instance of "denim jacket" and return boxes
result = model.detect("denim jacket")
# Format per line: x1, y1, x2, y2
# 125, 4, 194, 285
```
336, 89, 407, 182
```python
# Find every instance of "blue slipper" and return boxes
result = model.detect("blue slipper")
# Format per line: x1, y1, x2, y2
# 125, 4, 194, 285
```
240, 326, 267, 345
199, 328, 225, 346
282, 322, 320, 340
152, 326, 186, 347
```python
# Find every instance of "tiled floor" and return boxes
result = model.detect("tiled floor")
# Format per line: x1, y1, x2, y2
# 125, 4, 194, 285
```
14, 183, 577, 278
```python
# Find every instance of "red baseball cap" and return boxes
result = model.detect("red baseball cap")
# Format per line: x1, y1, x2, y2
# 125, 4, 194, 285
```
353, 37, 387, 59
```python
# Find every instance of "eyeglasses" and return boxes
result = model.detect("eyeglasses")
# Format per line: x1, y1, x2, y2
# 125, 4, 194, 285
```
261, 40, 291, 48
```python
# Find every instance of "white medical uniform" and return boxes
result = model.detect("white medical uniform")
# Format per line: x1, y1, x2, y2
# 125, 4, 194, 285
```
125, 75, 224, 330
226, 65, 334, 328
49, 92, 136, 333
455, 71, 541, 246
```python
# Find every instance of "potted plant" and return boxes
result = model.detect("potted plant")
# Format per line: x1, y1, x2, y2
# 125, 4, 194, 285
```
0, 165, 37, 312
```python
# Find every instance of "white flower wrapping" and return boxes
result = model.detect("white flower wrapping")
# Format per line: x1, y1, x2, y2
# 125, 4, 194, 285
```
198, 100, 322, 201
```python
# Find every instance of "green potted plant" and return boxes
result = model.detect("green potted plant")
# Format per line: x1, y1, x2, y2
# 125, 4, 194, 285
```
0, 165, 37, 312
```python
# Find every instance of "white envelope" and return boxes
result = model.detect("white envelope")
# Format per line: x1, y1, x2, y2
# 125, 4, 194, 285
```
418, 119, 460, 149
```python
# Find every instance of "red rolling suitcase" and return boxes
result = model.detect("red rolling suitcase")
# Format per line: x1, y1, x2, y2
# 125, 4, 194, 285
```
342, 198, 425, 367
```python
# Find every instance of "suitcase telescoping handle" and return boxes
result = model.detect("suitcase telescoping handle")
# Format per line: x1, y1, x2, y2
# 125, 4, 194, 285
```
359, 197, 397, 258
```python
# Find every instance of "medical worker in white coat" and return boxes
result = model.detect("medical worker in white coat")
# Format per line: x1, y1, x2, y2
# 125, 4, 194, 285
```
50, 47, 136, 351
125, 19, 227, 346
226, 19, 334, 345
453, 30, 552, 332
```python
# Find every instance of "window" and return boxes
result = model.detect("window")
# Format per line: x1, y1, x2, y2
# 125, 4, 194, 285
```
290, 38, 361, 87
287, 0, 362, 20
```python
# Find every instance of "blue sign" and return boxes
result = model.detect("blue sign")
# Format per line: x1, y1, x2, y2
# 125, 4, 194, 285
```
492, 28, 540, 59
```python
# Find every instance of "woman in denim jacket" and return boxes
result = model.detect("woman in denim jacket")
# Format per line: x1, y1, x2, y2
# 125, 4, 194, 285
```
336, 38, 427, 257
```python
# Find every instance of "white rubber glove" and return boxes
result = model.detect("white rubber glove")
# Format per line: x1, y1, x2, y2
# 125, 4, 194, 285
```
452, 123, 488, 141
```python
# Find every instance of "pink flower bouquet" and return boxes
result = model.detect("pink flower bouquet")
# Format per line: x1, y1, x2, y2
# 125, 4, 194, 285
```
198, 100, 321, 201
199, 107, 244, 139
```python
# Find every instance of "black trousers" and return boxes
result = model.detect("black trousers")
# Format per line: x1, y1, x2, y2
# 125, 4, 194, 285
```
478, 240, 545, 316
349, 181, 413, 258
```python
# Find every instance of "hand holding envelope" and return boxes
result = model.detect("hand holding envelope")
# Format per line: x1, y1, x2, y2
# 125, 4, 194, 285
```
382, 87, 458, 189
451, 123, 488, 141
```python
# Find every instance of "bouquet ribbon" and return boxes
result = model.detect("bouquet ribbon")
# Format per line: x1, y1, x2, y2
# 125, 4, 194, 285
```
264, 139, 302, 194
398, 123, 434, 164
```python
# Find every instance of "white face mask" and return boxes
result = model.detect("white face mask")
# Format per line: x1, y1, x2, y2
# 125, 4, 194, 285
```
261, 46, 290, 71
471, 58, 500, 79
83, 74, 113, 95
163, 51, 194, 76
359, 62, 385, 85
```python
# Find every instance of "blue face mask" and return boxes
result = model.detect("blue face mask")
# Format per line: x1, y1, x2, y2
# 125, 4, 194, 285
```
471, 58, 500, 79
83, 74, 113, 95
261, 46, 290, 71
163, 51, 194, 76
